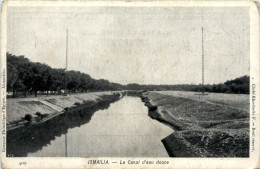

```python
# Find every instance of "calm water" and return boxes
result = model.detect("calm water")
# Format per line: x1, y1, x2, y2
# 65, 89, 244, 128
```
27, 96, 173, 157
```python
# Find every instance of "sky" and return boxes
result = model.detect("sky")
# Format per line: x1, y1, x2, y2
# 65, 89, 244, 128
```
7, 6, 249, 85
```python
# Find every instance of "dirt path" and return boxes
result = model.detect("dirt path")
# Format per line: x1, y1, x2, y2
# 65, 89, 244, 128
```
154, 91, 249, 111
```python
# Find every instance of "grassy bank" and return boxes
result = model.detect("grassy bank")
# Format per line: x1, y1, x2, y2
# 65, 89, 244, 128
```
142, 91, 249, 157
7, 91, 123, 130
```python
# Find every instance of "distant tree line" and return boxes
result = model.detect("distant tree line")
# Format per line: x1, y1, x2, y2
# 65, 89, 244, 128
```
7, 53, 249, 98
7, 53, 123, 98
126, 75, 249, 94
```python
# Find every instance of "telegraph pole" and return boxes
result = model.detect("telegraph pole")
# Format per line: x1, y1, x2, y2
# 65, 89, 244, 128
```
64, 29, 69, 95
201, 9, 206, 95
64, 29, 68, 157
66, 29, 68, 71
202, 27, 204, 94
195, 10, 207, 97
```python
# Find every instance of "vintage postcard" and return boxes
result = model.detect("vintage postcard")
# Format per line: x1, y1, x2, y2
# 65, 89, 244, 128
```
1, 0, 259, 168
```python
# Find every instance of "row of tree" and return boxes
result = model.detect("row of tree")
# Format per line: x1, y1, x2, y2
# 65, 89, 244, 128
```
7, 53, 250, 98
7, 53, 123, 97
126, 75, 249, 94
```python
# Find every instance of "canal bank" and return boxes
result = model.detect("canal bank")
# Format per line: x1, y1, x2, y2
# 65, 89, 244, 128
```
141, 91, 249, 157
7, 92, 122, 157
7, 91, 123, 131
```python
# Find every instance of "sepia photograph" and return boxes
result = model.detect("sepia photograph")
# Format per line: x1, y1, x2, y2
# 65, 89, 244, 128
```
1, 1, 259, 168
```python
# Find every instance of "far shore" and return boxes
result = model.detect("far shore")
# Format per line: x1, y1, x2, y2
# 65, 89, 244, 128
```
6, 91, 123, 129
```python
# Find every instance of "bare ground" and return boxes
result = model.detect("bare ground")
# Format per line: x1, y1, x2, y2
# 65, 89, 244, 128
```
142, 91, 249, 157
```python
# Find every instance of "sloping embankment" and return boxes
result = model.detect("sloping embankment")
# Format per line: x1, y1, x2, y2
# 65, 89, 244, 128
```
7, 92, 123, 131
7, 93, 122, 157
141, 92, 249, 157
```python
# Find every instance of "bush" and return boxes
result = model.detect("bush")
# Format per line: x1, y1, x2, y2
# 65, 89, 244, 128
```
35, 112, 42, 116
149, 106, 158, 111
74, 102, 81, 106
24, 114, 32, 121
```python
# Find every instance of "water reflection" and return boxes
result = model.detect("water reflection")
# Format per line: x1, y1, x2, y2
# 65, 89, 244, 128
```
7, 96, 120, 157
7, 96, 173, 157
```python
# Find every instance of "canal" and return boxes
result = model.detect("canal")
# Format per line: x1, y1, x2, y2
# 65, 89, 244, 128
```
9, 96, 173, 157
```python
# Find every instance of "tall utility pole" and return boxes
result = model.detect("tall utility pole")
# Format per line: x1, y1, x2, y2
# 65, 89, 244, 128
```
201, 27, 204, 94
201, 8, 205, 94
66, 29, 68, 71
64, 29, 68, 157
64, 29, 68, 94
